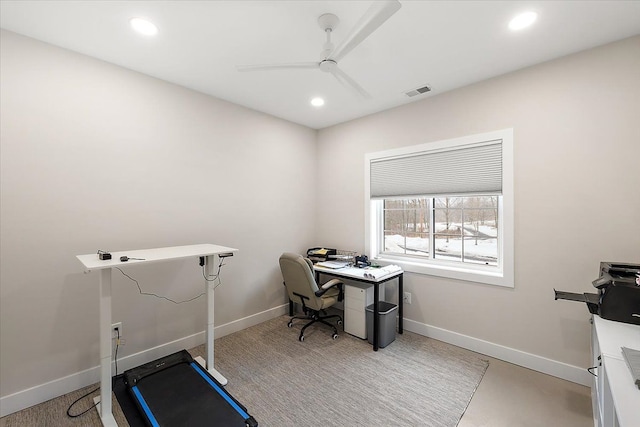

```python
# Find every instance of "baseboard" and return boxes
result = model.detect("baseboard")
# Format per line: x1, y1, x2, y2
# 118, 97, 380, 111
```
403, 318, 592, 386
0, 304, 288, 417
2, 306, 590, 418
214, 304, 288, 338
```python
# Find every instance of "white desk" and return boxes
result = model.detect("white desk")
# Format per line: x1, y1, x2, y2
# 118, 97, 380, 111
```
77, 244, 237, 427
313, 265, 403, 351
591, 315, 640, 427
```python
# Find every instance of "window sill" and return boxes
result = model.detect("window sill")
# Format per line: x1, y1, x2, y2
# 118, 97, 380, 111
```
373, 255, 514, 288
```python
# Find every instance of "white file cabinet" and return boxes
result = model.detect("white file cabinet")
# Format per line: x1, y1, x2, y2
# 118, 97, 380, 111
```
591, 315, 640, 427
344, 283, 384, 339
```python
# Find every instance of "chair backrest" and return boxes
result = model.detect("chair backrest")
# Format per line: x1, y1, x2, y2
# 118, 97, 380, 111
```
279, 252, 322, 311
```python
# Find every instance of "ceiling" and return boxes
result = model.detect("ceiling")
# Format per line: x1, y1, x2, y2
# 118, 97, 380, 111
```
2, 1, 640, 130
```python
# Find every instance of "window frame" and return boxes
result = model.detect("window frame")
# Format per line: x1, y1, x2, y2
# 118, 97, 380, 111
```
365, 129, 514, 288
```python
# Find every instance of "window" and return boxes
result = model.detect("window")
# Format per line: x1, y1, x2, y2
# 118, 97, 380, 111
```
365, 129, 514, 287
384, 196, 499, 265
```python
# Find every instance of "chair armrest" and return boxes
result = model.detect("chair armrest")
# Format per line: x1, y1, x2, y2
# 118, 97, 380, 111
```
315, 279, 344, 301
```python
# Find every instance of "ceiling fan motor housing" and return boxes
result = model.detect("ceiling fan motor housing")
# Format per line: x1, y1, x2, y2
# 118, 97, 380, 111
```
319, 59, 338, 73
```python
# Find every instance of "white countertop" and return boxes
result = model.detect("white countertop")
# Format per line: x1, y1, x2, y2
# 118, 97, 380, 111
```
77, 244, 238, 271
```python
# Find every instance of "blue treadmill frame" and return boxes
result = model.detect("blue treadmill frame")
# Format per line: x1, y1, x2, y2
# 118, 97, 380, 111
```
124, 350, 258, 427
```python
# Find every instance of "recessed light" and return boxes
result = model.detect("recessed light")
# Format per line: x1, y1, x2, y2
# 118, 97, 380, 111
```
509, 11, 537, 31
311, 97, 325, 107
129, 18, 158, 36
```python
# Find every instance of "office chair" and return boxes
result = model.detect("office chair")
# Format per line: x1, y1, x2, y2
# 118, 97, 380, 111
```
279, 252, 344, 341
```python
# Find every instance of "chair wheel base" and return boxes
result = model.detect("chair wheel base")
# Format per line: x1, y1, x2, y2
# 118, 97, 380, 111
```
288, 313, 343, 343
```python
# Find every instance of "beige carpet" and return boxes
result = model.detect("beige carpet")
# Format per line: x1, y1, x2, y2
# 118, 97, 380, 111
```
1, 314, 488, 427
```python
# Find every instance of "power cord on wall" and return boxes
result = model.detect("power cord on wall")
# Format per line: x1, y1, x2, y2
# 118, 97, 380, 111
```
116, 267, 205, 304
201, 258, 226, 290
587, 355, 601, 377
114, 328, 120, 377
66, 330, 121, 418
113, 258, 226, 303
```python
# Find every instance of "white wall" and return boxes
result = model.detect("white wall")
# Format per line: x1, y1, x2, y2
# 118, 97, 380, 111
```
0, 30, 317, 406
316, 36, 640, 374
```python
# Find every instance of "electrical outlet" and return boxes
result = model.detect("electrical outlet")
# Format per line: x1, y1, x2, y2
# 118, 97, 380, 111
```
403, 292, 412, 304
111, 322, 123, 339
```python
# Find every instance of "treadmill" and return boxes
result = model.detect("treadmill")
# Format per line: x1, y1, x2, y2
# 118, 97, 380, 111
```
123, 350, 258, 427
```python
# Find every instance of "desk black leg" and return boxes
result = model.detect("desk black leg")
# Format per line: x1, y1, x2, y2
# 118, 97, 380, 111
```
398, 274, 403, 334
373, 282, 379, 351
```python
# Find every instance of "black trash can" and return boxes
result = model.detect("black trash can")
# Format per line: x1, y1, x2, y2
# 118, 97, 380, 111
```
365, 301, 398, 348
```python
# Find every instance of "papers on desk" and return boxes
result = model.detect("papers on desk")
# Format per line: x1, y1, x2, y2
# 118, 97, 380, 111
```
316, 260, 350, 269
363, 265, 402, 279
309, 248, 330, 256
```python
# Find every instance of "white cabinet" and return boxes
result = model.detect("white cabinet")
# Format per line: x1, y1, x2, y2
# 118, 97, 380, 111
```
591, 316, 640, 427
344, 284, 384, 339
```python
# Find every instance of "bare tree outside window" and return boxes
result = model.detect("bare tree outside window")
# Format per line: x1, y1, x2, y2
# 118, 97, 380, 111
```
383, 195, 498, 266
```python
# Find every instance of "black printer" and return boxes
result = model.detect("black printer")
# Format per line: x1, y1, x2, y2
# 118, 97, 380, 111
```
555, 262, 640, 325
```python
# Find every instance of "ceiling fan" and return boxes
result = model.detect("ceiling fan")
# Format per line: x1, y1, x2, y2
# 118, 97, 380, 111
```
236, 0, 402, 99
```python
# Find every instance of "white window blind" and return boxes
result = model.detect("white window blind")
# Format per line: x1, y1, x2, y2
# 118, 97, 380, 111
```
369, 140, 503, 199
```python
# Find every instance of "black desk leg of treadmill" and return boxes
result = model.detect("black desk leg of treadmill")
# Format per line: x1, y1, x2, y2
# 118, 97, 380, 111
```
398, 274, 403, 334
373, 282, 380, 351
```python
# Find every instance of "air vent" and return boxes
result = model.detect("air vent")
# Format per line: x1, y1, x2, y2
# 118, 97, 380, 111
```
405, 84, 432, 97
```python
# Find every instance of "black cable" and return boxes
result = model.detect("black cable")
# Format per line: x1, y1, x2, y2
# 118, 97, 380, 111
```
115, 267, 205, 304
587, 366, 598, 377
66, 328, 122, 418
202, 259, 225, 290
114, 328, 120, 376
66, 387, 99, 418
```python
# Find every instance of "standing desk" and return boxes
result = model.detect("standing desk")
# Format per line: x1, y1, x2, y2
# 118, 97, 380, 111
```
313, 265, 403, 351
77, 244, 237, 427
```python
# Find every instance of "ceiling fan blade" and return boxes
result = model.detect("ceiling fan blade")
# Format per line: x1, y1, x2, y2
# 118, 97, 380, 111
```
330, 67, 371, 99
327, 0, 401, 63
236, 62, 319, 72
